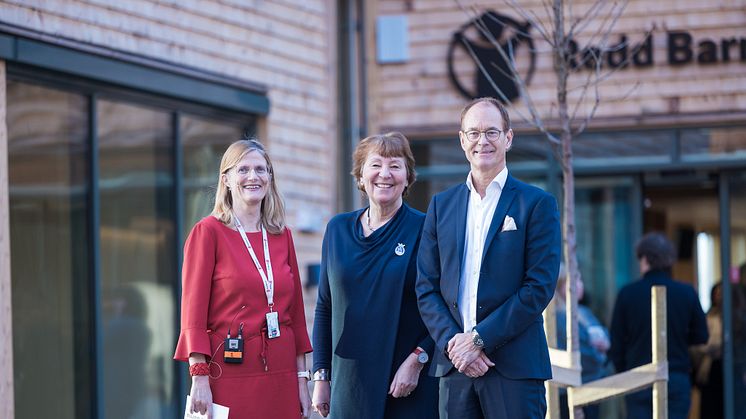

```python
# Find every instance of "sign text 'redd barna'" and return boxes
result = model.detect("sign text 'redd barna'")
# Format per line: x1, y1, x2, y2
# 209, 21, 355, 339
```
569, 31, 746, 70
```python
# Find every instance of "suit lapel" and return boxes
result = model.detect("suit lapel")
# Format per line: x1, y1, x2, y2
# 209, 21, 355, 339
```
481, 175, 517, 262
455, 184, 469, 282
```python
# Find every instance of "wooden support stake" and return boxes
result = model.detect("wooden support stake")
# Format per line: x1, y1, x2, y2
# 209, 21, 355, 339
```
652, 286, 667, 419
570, 361, 667, 406
544, 299, 560, 419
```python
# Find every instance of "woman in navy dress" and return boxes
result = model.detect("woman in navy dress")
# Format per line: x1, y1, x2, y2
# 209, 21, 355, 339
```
311, 132, 438, 418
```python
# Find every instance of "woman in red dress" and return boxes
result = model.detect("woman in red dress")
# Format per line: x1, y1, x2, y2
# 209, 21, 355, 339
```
174, 139, 313, 418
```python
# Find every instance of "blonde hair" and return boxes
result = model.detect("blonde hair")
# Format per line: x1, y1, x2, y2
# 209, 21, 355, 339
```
211, 138, 286, 234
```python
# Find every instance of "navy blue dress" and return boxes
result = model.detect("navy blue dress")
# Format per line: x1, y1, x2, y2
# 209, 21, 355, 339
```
313, 204, 438, 419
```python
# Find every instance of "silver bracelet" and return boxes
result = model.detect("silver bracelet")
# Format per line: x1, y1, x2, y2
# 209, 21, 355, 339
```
313, 368, 330, 381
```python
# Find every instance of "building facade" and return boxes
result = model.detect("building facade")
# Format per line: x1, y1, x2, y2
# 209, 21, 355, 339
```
1, 0, 745, 418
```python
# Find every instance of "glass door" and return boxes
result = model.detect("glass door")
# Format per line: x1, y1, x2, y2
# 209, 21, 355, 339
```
575, 176, 640, 324
728, 171, 746, 419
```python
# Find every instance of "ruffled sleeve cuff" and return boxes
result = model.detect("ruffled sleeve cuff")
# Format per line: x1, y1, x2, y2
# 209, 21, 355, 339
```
294, 328, 313, 356
173, 327, 212, 362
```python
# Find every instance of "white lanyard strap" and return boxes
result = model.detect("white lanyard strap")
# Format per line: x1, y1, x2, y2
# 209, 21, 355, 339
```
233, 214, 274, 308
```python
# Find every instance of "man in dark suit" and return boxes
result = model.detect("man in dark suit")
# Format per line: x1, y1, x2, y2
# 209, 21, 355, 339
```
609, 232, 708, 419
416, 97, 561, 418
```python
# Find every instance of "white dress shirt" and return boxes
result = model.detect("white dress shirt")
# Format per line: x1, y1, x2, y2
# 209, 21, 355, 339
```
459, 167, 508, 332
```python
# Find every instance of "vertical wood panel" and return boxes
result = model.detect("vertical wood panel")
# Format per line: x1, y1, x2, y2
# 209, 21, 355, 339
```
0, 60, 15, 419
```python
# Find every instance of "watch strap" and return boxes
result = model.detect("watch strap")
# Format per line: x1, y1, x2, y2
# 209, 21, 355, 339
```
297, 370, 311, 379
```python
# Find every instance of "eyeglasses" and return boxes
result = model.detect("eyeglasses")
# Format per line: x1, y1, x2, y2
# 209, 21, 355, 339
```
234, 166, 269, 176
462, 129, 503, 142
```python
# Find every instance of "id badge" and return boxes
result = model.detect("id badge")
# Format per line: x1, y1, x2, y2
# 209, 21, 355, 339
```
266, 311, 280, 339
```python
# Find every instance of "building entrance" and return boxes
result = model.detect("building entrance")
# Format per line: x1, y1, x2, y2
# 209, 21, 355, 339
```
641, 171, 746, 419
643, 176, 719, 302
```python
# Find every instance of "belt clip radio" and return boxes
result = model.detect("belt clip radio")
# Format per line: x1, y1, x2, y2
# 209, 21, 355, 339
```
224, 323, 244, 364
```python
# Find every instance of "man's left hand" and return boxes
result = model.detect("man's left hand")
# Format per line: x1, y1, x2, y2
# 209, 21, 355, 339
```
447, 332, 482, 372
462, 352, 495, 378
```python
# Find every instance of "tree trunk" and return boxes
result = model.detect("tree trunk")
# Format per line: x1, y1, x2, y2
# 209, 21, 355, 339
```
553, 0, 583, 418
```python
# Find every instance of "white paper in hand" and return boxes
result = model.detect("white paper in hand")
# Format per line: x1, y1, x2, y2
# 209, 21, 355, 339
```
184, 395, 229, 419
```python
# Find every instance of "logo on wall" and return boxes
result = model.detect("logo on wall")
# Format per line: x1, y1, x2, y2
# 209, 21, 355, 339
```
448, 10, 536, 103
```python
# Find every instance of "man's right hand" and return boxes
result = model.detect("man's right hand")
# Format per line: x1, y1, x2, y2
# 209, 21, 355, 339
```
447, 332, 482, 371
311, 380, 331, 417
190, 375, 213, 418
462, 352, 495, 378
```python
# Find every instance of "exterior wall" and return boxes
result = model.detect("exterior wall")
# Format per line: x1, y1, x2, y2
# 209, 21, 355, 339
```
0, 59, 15, 419
0, 0, 337, 275
368, 0, 746, 135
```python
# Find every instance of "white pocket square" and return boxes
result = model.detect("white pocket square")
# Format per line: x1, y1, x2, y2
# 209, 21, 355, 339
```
501, 215, 517, 232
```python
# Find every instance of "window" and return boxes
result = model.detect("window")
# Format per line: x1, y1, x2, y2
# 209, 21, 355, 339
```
7, 75, 254, 419
8, 81, 91, 419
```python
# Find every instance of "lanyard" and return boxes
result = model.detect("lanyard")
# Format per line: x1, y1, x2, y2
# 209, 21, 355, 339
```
233, 213, 275, 309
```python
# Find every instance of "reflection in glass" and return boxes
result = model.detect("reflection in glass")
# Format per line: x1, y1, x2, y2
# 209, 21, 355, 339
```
682, 127, 746, 160
408, 135, 550, 211
97, 99, 176, 419
696, 232, 717, 312
180, 115, 247, 237
7, 81, 89, 419
574, 178, 635, 323
573, 130, 672, 160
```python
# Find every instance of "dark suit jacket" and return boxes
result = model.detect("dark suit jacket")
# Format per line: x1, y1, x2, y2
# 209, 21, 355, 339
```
416, 175, 561, 379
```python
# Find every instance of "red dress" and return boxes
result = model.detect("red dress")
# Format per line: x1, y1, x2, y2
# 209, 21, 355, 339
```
174, 216, 312, 419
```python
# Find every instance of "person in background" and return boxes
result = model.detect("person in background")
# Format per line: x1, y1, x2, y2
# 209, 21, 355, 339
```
174, 139, 313, 419
554, 266, 610, 419
610, 232, 708, 419
691, 282, 723, 419
311, 132, 438, 419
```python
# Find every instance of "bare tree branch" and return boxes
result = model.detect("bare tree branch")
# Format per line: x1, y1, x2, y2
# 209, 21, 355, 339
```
504, 0, 555, 46
578, 0, 628, 54
568, 30, 652, 95
568, 0, 610, 39
573, 80, 640, 136
454, 2, 555, 138
471, 11, 561, 144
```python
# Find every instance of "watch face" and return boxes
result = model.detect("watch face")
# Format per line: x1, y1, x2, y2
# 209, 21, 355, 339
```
473, 333, 484, 347
417, 351, 429, 364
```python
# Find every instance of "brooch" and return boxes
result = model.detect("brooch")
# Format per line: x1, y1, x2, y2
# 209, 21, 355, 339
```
394, 243, 406, 256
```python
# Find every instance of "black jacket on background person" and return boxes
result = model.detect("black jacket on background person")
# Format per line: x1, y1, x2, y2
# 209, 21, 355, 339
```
609, 268, 708, 419
609, 269, 708, 374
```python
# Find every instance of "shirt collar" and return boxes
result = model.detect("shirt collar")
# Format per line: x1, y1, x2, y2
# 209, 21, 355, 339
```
465, 167, 508, 192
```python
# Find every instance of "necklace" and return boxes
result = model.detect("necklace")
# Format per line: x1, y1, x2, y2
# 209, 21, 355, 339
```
366, 208, 377, 231
367, 207, 397, 232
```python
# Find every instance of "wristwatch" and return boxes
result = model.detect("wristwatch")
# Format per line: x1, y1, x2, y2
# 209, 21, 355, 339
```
297, 370, 311, 380
413, 347, 429, 364
472, 329, 485, 349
